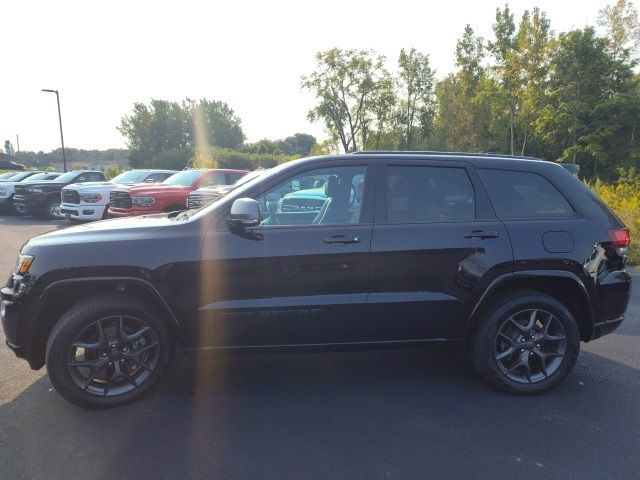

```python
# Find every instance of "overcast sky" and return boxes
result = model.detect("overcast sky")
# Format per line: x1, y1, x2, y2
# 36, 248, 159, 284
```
1, 0, 623, 152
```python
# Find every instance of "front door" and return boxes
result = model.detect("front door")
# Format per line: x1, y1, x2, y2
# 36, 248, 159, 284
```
194, 163, 374, 348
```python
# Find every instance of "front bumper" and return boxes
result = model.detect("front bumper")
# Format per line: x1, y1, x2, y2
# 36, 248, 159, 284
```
0, 196, 11, 211
13, 195, 45, 215
60, 202, 107, 221
1, 285, 28, 361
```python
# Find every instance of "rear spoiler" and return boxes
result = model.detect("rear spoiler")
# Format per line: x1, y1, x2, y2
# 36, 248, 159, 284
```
559, 163, 580, 175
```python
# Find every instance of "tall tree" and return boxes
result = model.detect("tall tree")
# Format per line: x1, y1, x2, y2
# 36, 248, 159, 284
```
396, 48, 436, 149
534, 27, 639, 177
598, 0, 640, 60
302, 49, 392, 152
488, 4, 518, 154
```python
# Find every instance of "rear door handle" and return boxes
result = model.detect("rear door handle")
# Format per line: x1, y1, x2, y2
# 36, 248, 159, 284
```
324, 235, 361, 245
464, 230, 500, 240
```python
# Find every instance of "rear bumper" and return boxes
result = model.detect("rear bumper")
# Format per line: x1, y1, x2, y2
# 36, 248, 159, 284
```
592, 316, 624, 340
591, 269, 632, 340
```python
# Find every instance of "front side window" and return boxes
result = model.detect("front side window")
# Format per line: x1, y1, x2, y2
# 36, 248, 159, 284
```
254, 165, 366, 227
478, 169, 574, 219
386, 166, 475, 223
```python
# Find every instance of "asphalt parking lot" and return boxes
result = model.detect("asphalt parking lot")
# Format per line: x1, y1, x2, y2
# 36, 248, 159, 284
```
1, 215, 639, 479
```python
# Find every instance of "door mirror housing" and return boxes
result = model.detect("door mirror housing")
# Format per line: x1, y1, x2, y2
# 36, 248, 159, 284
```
227, 198, 261, 228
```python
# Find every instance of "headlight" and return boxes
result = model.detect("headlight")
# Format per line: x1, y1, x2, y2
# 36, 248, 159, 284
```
15, 254, 34, 275
132, 196, 156, 207
0, 186, 6, 196
28, 187, 44, 194
80, 193, 102, 203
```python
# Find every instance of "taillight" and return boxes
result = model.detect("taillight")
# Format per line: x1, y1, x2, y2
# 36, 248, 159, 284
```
608, 228, 631, 247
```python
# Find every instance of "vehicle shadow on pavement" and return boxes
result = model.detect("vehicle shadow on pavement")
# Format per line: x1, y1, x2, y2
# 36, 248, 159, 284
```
1, 348, 639, 480
0, 215, 70, 230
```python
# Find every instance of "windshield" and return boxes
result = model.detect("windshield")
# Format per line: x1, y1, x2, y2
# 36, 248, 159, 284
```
111, 171, 148, 184
0, 172, 19, 179
5, 172, 33, 182
163, 170, 202, 186
20, 172, 49, 181
55, 171, 82, 183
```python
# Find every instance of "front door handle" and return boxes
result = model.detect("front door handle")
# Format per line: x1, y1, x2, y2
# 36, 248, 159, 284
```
464, 230, 500, 240
324, 235, 361, 245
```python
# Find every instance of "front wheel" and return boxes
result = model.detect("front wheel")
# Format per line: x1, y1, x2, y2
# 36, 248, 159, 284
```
43, 197, 62, 219
46, 295, 172, 408
469, 291, 580, 395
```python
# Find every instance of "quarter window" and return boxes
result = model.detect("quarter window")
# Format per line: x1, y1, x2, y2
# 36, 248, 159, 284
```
478, 169, 574, 219
385, 166, 475, 223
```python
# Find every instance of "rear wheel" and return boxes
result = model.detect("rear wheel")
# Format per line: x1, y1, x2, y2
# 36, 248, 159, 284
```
470, 291, 580, 395
46, 295, 171, 408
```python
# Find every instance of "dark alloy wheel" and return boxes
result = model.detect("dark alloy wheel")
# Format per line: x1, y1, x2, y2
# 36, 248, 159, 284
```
470, 291, 580, 395
46, 295, 171, 408
67, 315, 160, 397
494, 309, 567, 384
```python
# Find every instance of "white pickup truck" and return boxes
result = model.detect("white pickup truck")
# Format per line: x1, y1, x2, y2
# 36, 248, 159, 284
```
60, 169, 177, 221
0, 171, 62, 214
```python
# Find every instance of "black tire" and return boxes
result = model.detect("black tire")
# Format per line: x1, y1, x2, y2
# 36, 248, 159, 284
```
101, 205, 110, 220
43, 197, 61, 219
46, 294, 172, 408
469, 290, 580, 395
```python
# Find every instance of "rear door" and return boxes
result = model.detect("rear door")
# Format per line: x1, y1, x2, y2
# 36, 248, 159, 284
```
368, 159, 513, 341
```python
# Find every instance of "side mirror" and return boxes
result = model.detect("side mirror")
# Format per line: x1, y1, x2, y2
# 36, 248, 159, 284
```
226, 198, 260, 229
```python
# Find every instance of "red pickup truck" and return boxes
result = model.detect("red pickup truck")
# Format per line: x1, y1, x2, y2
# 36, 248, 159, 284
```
108, 168, 248, 218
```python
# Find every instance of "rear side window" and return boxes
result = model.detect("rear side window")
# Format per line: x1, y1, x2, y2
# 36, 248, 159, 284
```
478, 169, 574, 219
386, 166, 475, 223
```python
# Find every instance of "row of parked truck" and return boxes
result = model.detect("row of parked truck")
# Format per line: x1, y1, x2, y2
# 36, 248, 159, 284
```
0, 167, 256, 221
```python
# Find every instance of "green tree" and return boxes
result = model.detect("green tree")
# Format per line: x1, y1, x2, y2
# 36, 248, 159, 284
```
488, 4, 518, 154
396, 48, 435, 149
302, 48, 392, 152
598, 0, 640, 60
434, 25, 492, 152
534, 27, 640, 178
118, 98, 245, 169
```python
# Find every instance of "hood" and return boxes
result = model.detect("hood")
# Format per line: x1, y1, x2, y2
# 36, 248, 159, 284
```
65, 181, 114, 189
116, 184, 191, 195
25, 215, 176, 249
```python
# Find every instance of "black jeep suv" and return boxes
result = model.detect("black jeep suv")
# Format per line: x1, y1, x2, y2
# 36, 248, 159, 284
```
1, 152, 631, 407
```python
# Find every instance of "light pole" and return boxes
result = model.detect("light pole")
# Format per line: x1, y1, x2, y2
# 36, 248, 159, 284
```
42, 89, 67, 172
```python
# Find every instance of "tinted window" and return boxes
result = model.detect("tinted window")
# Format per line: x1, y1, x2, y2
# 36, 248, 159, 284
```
478, 169, 574, 219
386, 166, 475, 223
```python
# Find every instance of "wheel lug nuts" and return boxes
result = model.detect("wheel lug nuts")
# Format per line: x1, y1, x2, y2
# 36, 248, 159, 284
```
520, 338, 525, 343
536, 344, 541, 349
529, 352, 534, 356
520, 348, 525, 353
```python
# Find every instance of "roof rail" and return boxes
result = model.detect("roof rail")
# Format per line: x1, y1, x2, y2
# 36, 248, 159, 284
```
350, 150, 542, 161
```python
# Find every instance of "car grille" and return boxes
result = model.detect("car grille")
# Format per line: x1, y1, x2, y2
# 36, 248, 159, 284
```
110, 190, 132, 209
61, 189, 79, 205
